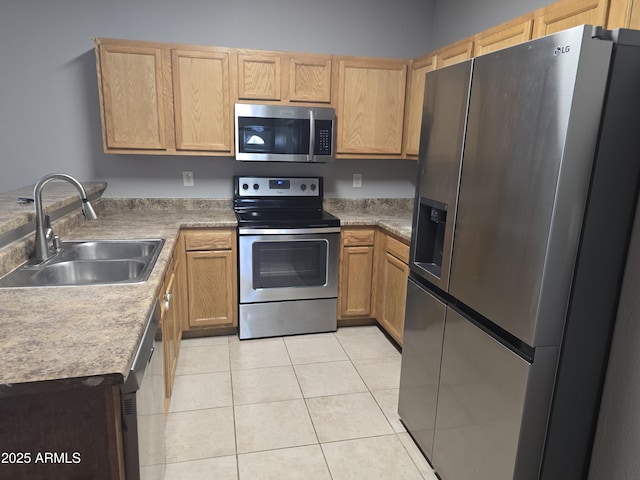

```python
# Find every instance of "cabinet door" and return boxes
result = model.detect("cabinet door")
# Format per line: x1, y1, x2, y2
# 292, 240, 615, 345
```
474, 14, 534, 57
98, 44, 167, 150
288, 55, 333, 103
435, 37, 474, 69
630, 0, 640, 26
172, 49, 232, 152
403, 54, 436, 158
533, 0, 610, 38
172, 243, 184, 358
337, 58, 408, 156
187, 250, 237, 328
339, 245, 375, 318
237, 51, 282, 101
162, 268, 177, 400
378, 250, 409, 345
607, 0, 640, 28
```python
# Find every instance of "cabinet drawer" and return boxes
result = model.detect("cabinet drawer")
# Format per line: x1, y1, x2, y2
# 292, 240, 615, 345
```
386, 235, 410, 263
184, 230, 234, 251
342, 228, 375, 246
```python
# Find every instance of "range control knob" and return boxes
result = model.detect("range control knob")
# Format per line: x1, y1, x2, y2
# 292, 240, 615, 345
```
253, 183, 260, 190
242, 183, 249, 190
310, 183, 317, 191
300, 184, 307, 191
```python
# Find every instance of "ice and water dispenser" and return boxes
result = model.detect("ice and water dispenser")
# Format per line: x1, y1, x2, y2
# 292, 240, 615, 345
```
413, 198, 447, 279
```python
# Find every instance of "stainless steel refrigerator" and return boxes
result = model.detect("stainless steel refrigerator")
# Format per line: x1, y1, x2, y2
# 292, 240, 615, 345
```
398, 25, 640, 480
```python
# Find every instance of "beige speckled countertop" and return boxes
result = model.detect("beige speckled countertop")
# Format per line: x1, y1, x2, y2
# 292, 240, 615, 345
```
0, 193, 412, 394
324, 198, 414, 242
0, 203, 236, 393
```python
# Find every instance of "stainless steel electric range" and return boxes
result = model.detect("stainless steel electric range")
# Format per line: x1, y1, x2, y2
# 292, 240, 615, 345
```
234, 176, 340, 340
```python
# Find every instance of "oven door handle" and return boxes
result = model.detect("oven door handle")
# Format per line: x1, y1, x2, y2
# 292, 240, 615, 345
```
238, 226, 341, 235
309, 109, 315, 163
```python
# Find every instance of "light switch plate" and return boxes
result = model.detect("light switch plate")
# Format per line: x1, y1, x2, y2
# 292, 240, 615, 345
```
183, 171, 194, 187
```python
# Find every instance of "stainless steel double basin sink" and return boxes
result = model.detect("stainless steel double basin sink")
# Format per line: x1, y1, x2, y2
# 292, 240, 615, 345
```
0, 239, 165, 288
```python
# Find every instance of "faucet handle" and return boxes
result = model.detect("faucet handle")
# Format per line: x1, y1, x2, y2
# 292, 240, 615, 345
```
52, 235, 61, 252
43, 215, 55, 244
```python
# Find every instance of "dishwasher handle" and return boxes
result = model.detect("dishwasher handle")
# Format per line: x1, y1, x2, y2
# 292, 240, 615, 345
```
121, 299, 160, 394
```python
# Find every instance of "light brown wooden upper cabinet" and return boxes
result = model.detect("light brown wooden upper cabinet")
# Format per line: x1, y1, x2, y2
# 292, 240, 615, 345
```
288, 55, 333, 103
237, 50, 282, 101
533, 0, 610, 38
236, 49, 333, 104
474, 13, 534, 56
403, 53, 436, 159
336, 57, 408, 157
96, 41, 168, 151
172, 47, 233, 153
434, 37, 474, 68
608, 0, 640, 28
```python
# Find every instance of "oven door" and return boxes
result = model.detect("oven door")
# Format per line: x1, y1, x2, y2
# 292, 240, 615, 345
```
239, 229, 339, 303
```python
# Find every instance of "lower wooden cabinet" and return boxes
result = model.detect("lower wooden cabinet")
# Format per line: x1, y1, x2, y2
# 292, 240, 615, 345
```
183, 229, 238, 330
338, 227, 410, 345
338, 227, 376, 321
375, 233, 410, 346
160, 238, 184, 404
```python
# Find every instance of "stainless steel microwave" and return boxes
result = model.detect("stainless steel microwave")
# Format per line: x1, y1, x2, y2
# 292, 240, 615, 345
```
235, 103, 335, 162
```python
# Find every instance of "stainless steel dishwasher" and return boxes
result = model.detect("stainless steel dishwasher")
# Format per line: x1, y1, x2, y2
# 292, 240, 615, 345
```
121, 299, 165, 480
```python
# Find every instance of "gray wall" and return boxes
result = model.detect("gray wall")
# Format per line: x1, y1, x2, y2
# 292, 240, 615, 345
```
0, 0, 435, 198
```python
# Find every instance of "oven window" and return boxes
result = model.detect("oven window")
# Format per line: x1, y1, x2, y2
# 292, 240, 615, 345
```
252, 240, 327, 289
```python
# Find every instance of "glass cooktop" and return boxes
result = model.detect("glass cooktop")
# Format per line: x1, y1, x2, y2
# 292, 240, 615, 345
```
235, 208, 340, 229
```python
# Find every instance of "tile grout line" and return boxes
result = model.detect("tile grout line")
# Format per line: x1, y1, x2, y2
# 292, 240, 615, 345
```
339, 330, 401, 437
227, 335, 242, 480
283, 333, 336, 480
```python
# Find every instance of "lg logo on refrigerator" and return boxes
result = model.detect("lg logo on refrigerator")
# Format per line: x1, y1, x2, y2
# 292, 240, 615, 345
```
554, 45, 571, 56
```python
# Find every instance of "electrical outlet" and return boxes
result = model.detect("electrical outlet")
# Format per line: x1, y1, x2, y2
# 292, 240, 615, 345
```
182, 171, 194, 187
353, 173, 363, 188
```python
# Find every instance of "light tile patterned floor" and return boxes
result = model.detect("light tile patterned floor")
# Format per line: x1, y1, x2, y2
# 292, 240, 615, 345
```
164, 325, 438, 480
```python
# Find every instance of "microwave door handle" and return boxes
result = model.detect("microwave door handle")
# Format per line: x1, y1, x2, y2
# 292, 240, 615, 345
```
308, 110, 315, 162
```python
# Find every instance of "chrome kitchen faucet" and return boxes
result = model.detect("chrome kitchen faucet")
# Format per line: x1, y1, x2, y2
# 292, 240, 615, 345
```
33, 173, 98, 262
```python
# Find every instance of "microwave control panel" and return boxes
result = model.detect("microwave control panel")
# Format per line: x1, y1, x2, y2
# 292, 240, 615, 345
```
314, 120, 333, 156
